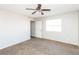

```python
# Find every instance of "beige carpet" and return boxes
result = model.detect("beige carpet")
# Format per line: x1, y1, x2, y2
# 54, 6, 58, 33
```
0, 37, 79, 55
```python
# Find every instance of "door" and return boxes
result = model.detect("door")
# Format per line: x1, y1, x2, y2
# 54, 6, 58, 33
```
35, 20, 42, 38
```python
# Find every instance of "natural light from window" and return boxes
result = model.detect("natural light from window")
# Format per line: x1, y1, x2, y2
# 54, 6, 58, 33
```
46, 19, 62, 32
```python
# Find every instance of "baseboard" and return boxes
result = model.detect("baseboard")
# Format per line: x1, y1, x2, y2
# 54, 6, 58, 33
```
34, 37, 79, 48
0, 38, 30, 50
42, 37, 79, 48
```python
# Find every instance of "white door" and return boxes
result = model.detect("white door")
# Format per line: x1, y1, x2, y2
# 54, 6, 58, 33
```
35, 20, 42, 38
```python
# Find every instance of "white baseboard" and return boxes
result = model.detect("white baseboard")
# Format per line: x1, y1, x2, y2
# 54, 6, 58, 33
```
42, 37, 79, 47
0, 37, 30, 50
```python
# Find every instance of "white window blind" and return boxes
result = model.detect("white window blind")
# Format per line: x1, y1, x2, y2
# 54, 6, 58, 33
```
46, 19, 62, 32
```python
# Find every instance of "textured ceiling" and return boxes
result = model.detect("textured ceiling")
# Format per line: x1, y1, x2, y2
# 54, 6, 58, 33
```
0, 4, 79, 18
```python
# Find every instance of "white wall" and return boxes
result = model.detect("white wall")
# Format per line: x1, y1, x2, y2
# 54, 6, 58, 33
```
78, 11, 79, 46
0, 10, 32, 49
36, 11, 79, 46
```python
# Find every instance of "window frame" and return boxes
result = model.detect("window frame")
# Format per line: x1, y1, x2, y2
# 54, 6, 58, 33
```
45, 19, 62, 32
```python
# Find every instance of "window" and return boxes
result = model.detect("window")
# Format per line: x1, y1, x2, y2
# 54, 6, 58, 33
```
46, 19, 62, 32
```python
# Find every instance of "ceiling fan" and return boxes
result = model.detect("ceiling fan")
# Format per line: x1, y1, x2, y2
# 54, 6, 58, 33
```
26, 4, 51, 15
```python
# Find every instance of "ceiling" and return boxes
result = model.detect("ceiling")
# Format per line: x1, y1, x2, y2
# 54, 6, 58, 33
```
0, 4, 79, 18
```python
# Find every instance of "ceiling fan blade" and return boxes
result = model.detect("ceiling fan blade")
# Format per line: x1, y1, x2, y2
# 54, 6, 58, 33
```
26, 8, 36, 10
40, 11, 44, 15
32, 11, 37, 14
41, 9, 51, 11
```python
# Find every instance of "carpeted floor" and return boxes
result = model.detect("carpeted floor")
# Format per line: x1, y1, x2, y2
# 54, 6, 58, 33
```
0, 37, 79, 55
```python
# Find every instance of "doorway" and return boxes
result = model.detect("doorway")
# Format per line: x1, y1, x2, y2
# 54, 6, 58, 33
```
30, 20, 42, 38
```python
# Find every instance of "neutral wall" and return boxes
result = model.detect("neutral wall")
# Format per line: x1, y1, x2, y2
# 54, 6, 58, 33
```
78, 11, 79, 46
0, 10, 32, 49
37, 11, 79, 45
